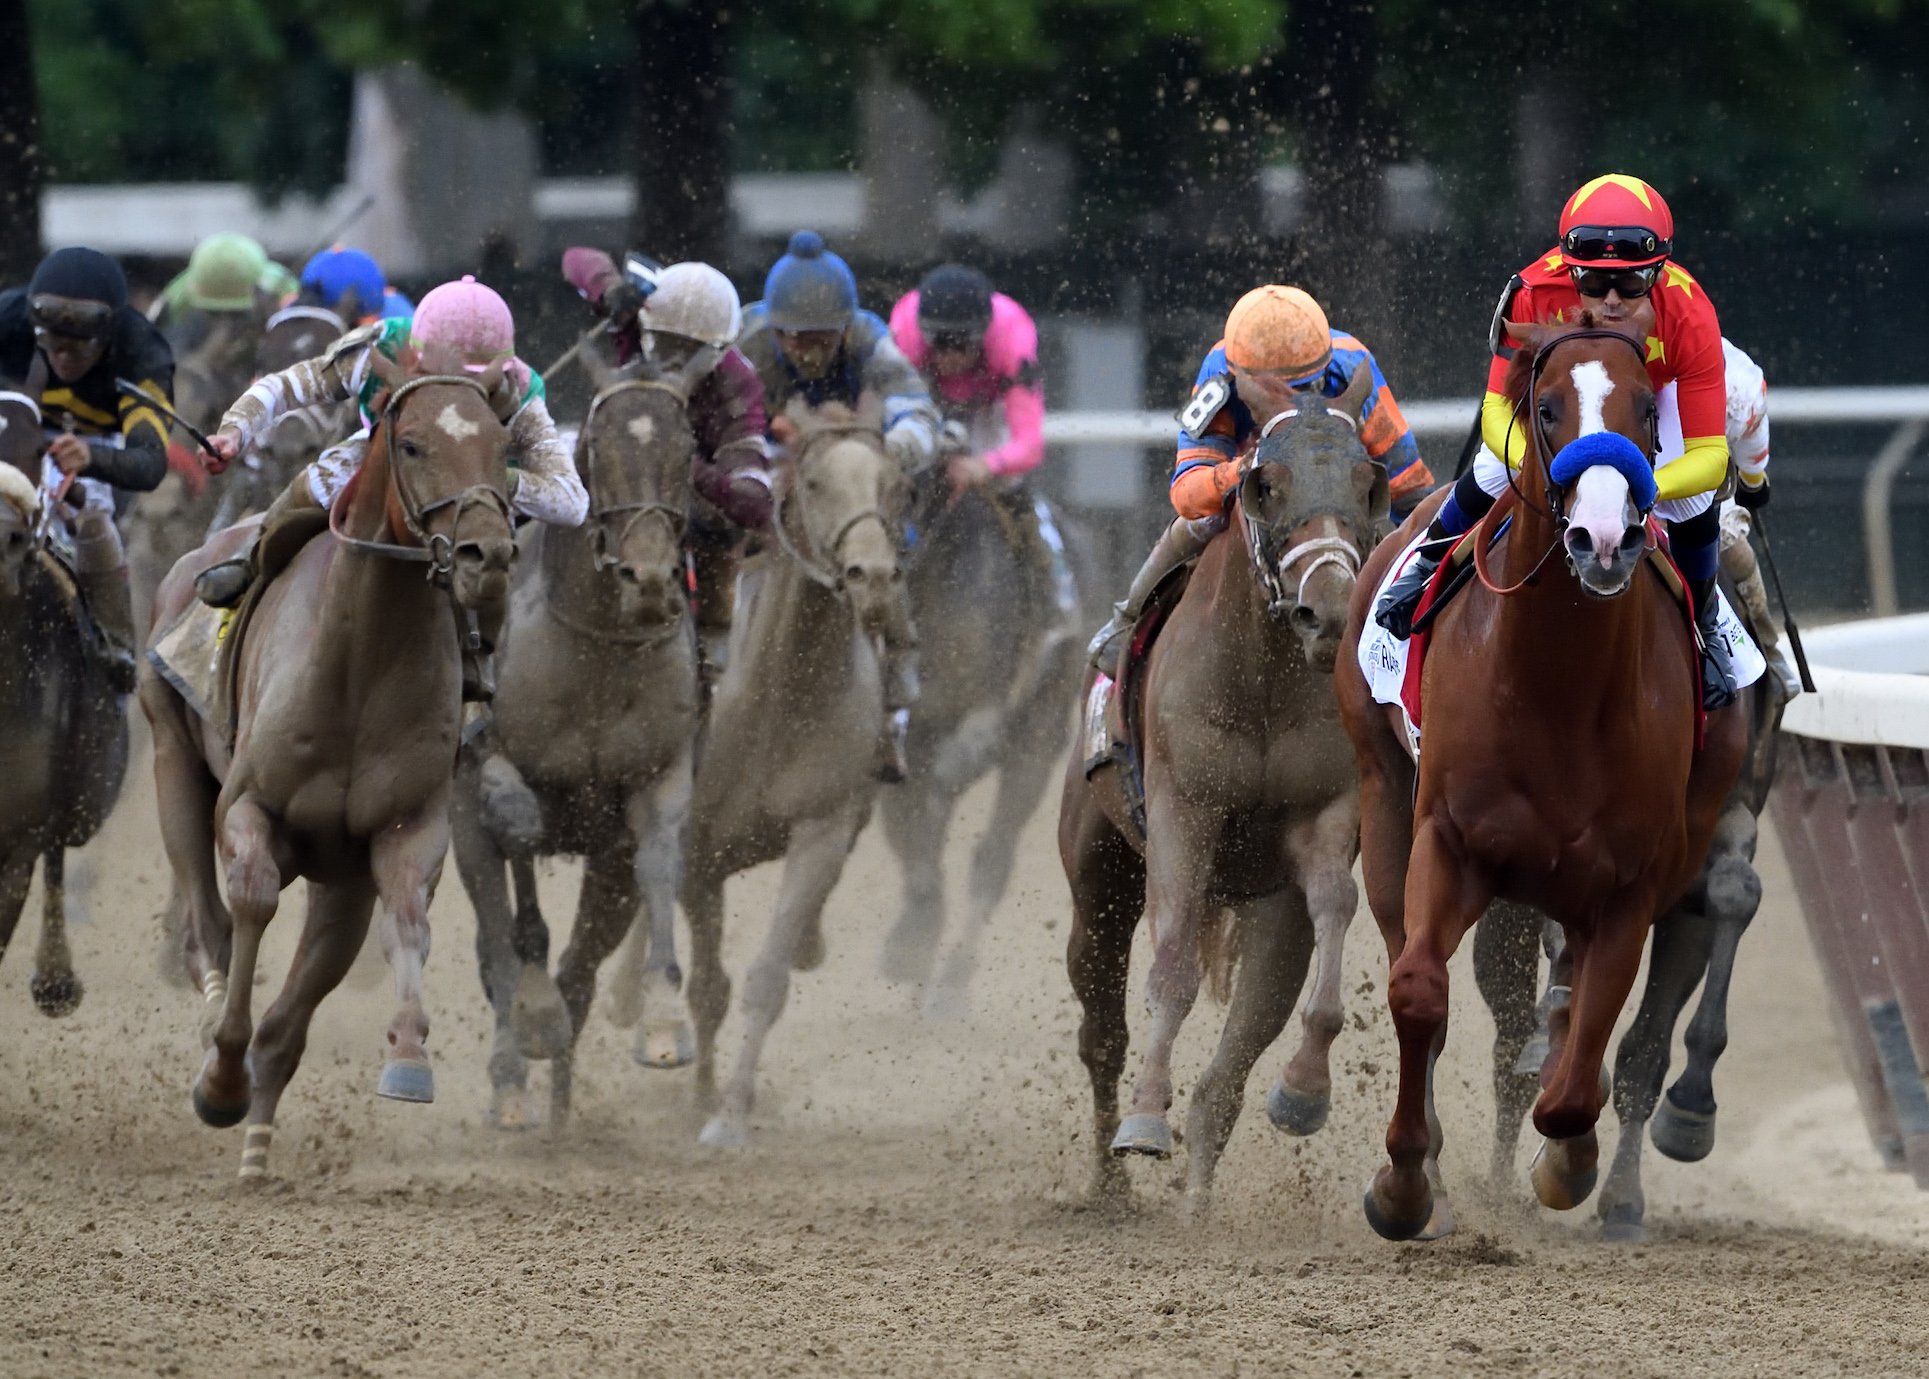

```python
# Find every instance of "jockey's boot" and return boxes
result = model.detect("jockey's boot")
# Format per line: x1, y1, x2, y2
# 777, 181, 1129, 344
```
193, 472, 327, 609
1720, 532, 1799, 697
70, 506, 139, 694
1373, 535, 1457, 640
1692, 575, 1738, 711
873, 592, 920, 784
1086, 514, 1224, 679
691, 529, 740, 705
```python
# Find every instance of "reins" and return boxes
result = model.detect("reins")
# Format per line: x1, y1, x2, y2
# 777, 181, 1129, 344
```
327, 373, 513, 583
580, 376, 691, 573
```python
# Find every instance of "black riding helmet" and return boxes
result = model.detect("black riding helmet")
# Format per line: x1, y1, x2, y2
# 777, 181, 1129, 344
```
917, 264, 993, 347
28, 247, 128, 340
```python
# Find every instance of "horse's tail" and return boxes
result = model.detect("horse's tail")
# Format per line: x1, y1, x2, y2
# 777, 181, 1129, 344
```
1199, 906, 1239, 1006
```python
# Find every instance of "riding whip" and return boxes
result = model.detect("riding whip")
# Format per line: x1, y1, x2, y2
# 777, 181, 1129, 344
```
113, 380, 226, 469
1749, 510, 1816, 694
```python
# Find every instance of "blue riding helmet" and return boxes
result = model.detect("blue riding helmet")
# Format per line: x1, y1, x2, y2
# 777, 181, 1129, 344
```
763, 231, 857, 333
300, 247, 388, 320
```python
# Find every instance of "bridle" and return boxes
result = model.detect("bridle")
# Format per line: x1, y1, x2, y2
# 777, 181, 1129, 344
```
580, 376, 692, 574
1475, 328, 1657, 598
264, 305, 347, 333
326, 373, 513, 584
772, 422, 894, 593
1242, 405, 1370, 620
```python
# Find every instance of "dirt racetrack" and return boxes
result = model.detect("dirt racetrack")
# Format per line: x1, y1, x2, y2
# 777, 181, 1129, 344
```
2, 727, 1926, 1378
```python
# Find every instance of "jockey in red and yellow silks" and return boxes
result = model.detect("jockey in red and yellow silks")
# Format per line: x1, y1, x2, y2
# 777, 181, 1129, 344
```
1375, 173, 1745, 711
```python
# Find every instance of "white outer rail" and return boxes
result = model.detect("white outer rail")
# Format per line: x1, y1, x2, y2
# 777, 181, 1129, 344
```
1045, 388, 1929, 610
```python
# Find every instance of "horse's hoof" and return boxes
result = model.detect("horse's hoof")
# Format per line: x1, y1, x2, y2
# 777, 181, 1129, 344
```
192, 1049, 250, 1129
29, 970, 82, 1018
1265, 1081, 1330, 1137
1110, 1113, 1173, 1159
510, 964, 574, 1060
1598, 1204, 1648, 1244
793, 922, 826, 973
698, 1114, 747, 1148
634, 1020, 695, 1069
1414, 1189, 1457, 1241
1363, 1169, 1432, 1242
376, 1058, 435, 1103
487, 1085, 539, 1132
1530, 1136, 1598, 1211
237, 1123, 273, 1180
1650, 1094, 1716, 1163
920, 981, 969, 1024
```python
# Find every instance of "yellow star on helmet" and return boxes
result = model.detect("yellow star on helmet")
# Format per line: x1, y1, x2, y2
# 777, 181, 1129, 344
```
1662, 263, 1697, 297
1567, 173, 1655, 216
1646, 336, 1666, 364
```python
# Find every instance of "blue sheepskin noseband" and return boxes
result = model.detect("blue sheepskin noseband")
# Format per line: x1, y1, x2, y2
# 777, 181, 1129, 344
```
1549, 431, 1657, 512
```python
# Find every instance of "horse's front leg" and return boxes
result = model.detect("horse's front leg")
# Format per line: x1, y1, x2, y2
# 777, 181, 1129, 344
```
1531, 892, 1657, 1212
196, 794, 284, 1127
1113, 795, 1219, 1160
450, 779, 534, 1129
627, 751, 695, 1070
1367, 813, 1489, 1240
1269, 792, 1361, 1137
369, 789, 451, 1103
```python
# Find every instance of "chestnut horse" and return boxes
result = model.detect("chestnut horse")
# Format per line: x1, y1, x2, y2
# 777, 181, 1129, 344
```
1060, 367, 1384, 1209
142, 349, 517, 1178
1337, 321, 1745, 1240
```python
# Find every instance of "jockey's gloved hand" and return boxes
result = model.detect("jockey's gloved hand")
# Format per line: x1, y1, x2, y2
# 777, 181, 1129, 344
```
1735, 475, 1769, 511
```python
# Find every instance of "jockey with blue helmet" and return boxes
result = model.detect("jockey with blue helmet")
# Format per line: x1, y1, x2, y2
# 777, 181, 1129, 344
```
736, 231, 940, 781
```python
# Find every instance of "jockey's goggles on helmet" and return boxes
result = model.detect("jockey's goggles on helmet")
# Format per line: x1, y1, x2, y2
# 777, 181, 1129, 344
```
1570, 264, 1663, 300
926, 327, 981, 353
1560, 225, 1671, 266
28, 294, 115, 341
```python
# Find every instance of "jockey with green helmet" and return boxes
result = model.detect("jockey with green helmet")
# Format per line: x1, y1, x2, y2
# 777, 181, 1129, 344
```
196, 275, 588, 700
1374, 173, 1746, 710
151, 232, 299, 330
736, 230, 941, 781
0, 246, 177, 691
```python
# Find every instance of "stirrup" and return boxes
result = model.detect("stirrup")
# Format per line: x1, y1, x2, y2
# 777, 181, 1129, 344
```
1699, 646, 1737, 712
1087, 607, 1130, 678
1374, 539, 1452, 639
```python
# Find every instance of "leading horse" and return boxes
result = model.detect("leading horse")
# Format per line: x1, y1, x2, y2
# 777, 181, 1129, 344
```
1338, 320, 1746, 1239
142, 346, 517, 1178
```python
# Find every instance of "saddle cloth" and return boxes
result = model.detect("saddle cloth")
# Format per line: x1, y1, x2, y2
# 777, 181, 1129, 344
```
148, 599, 236, 725
1357, 531, 1767, 751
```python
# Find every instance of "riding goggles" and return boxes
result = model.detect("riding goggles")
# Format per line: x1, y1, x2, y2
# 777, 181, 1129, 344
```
925, 328, 982, 353
28, 294, 115, 341
1560, 225, 1671, 266
1569, 264, 1664, 300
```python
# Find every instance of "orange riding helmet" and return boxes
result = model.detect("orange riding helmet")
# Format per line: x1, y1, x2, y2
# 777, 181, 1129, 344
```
1557, 174, 1674, 268
1222, 285, 1331, 382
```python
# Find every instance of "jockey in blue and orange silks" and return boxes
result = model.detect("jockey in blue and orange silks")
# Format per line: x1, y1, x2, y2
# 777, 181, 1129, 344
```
1087, 284, 1430, 676
1375, 173, 1749, 710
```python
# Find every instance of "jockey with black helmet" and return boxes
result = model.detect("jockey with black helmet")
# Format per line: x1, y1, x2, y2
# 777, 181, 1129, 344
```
0, 247, 176, 691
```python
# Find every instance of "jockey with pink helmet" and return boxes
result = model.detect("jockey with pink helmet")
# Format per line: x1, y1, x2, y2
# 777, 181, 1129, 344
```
195, 275, 588, 698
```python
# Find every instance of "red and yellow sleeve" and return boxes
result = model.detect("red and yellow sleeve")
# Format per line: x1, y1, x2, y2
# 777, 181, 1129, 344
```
1652, 266, 1730, 501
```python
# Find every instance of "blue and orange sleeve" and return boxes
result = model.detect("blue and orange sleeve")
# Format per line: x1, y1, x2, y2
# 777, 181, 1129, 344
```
1333, 336, 1431, 503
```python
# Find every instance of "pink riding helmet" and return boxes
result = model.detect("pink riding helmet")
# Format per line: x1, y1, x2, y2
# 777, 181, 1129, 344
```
411, 275, 515, 372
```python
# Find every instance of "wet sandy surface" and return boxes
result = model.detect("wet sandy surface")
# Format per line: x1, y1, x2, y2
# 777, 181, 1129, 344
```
1, 727, 1924, 1376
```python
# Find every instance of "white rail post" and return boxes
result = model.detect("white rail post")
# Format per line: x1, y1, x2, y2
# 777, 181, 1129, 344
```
1861, 418, 1928, 618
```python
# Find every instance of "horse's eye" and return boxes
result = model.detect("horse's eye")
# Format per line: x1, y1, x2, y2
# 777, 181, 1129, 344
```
399, 438, 421, 458
1538, 401, 1556, 421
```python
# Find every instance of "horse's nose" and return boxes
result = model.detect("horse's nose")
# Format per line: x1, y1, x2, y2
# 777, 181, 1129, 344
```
1563, 521, 1645, 571
1290, 603, 1323, 636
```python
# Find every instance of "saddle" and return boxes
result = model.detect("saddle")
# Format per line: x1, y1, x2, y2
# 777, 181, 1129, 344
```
1080, 564, 1191, 849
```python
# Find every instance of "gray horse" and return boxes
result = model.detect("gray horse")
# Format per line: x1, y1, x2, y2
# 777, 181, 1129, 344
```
451, 354, 708, 1130
682, 398, 905, 1147
876, 485, 1083, 1018
0, 388, 130, 1018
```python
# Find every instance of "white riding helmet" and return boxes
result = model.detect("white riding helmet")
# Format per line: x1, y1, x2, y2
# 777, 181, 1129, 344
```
641, 262, 742, 348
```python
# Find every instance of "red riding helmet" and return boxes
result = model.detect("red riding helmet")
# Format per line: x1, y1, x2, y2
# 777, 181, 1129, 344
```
1557, 174, 1674, 268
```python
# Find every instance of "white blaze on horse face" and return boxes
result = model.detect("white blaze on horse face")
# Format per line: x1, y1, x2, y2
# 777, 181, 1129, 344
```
1572, 465, 1633, 569
1569, 360, 1615, 436
436, 402, 481, 441
627, 414, 656, 445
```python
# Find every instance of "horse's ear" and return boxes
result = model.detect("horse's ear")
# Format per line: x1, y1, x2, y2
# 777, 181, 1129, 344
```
1353, 459, 1390, 525
478, 361, 517, 421
1335, 361, 1374, 426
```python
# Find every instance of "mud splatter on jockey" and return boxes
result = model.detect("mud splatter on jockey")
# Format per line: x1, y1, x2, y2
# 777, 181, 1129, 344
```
888, 264, 1076, 627
193, 275, 588, 702
564, 248, 771, 693
0, 246, 176, 691
737, 230, 941, 781
1088, 283, 1423, 677
1376, 173, 1745, 711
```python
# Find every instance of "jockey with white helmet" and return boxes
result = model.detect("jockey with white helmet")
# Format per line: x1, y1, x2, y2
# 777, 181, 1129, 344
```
196, 275, 588, 700
564, 249, 773, 689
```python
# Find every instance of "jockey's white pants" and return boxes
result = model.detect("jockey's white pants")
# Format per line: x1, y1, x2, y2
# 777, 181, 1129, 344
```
1471, 444, 1714, 523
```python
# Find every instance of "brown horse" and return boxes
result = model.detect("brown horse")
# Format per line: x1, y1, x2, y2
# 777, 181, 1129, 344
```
142, 348, 517, 1178
1059, 366, 1384, 1209
1338, 321, 1746, 1240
